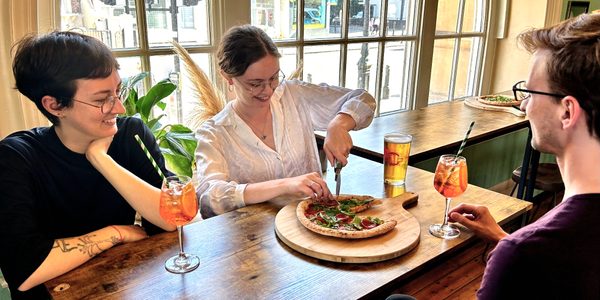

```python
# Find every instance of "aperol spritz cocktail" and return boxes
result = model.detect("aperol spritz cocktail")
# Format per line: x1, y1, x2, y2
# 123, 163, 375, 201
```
429, 155, 468, 239
159, 175, 200, 273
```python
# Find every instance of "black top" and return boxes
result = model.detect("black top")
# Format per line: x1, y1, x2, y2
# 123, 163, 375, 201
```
0, 117, 170, 299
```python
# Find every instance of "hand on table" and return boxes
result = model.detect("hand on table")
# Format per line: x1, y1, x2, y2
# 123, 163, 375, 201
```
447, 203, 508, 242
283, 172, 332, 200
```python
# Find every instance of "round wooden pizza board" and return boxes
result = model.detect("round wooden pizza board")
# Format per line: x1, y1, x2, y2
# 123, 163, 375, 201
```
274, 192, 420, 263
464, 97, 526, 117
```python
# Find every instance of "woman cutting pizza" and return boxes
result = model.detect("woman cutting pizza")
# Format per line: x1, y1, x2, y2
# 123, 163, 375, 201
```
195, 25, 376, 218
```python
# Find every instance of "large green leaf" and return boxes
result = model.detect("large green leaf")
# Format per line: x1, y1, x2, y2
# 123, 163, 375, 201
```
163, 152, 193, 177
124, 89, 139, 116
120, 72, 197, 177
140, 79, 176, 120
147, 114, 166, 133
123, 72, 148, 92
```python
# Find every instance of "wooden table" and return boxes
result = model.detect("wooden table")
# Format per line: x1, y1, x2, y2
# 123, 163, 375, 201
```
317, 100, 528, 164
46, 156, 531, 299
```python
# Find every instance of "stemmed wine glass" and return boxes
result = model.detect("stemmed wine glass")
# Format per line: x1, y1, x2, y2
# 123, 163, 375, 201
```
429, 155, 468, 239
159, 175, 200, 273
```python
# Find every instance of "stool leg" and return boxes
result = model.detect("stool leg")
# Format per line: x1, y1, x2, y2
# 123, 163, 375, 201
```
510, 182, 518, 197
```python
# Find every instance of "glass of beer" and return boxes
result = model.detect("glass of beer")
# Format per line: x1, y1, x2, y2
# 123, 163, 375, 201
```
384, 133, 413, 185
429, 155, 468, 239
159, 175, 200, 273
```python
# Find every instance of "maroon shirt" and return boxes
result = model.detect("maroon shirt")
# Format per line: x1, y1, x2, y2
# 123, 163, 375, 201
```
478, 194, 600, 299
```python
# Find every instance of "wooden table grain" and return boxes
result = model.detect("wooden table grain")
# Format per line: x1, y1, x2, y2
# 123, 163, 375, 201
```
45, 156, 531, 300
316, 100, 528, 164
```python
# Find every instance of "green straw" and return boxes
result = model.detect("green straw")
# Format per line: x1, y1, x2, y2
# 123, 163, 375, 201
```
455, 121, 475, 160
134, 134, 166, 181
438, 121, 475, 192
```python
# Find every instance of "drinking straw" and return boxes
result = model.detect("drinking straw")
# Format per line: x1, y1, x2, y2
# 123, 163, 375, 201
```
134, 134, 166, 181
455, 121, 475, 160
438, 121, 475, 191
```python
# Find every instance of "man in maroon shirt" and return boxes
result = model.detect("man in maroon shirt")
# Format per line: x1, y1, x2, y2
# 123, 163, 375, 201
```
448, 14, 600, 299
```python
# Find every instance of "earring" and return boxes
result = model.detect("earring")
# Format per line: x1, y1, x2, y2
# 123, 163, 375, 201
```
228, 84, 234, 92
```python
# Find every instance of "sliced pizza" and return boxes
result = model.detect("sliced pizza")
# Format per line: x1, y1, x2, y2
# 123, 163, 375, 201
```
335, 194, 377, 213
478, 95, 521, 107
296, 198, 397, 239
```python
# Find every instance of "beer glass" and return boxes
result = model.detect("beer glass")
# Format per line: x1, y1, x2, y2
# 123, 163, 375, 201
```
384, 133, 412, 185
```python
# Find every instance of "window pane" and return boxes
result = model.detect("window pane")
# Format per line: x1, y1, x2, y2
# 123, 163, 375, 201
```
462, 0, 486, 33
429, 38, 455, 104
149, 54, 211, 125
386, 0, 417, 37
349, 0, 383, 38
436, 0, 459, 34
278, 47, 298, 79
345, 42, 379, 96
118, 56, 144, 90
304, 4, 342, 40
303, 45, 341, 85
454, 37, 482, 99
251, 0, 297, 41
61, 0, 139, 49
380, 41, 414, 113
145, 0, 210, 47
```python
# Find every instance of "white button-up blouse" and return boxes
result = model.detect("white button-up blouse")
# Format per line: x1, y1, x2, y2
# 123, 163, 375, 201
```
195, 80, 376, 218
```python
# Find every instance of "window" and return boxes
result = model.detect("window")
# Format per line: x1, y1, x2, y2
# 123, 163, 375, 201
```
60, 0, 212, 125
429, 0, 487, 104
251, 0, 489, 115
61, 0, 490, 122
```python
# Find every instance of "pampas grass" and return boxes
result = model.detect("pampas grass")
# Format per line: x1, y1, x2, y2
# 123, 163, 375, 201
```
171, 41, 226, 130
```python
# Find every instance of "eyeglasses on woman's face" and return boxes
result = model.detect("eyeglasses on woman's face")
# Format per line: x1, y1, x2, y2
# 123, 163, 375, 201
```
237, 70, 286, 96
68, 94, 125, 115
512, 80, 566, 102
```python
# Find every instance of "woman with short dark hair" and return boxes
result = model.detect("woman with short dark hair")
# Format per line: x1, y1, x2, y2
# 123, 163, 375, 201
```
1, 31, 175, 299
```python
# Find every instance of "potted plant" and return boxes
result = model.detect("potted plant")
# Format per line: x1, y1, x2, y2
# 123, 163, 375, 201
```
121, 72, 197, 177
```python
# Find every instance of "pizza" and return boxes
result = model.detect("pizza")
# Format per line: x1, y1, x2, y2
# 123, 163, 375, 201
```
478, 95, 521, 107
296, 195, 397, 239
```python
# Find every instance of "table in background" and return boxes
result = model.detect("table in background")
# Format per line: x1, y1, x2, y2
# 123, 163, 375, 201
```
46, 156, 531, 299
316, 100, 528, 164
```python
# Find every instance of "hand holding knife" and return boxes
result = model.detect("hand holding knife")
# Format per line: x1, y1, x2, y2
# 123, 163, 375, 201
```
334, 159, 343, 197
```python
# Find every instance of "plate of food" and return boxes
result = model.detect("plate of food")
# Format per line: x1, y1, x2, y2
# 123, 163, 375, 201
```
477, 94, 521, 107
274, 193, 420, 263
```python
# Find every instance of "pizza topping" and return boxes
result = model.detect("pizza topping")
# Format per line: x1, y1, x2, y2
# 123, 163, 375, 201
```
482, 95, 514, 102
305, 203, 329, 218
296, 195, 397, 239
335, 213, 352, 223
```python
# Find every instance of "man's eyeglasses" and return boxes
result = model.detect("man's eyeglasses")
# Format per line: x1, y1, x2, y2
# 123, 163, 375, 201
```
69, 95, 124, 115
238, 70, 286, 96
512, 80, 566, 101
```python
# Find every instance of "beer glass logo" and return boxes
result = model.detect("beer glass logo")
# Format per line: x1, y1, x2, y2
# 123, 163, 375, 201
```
384, 147, 404, 166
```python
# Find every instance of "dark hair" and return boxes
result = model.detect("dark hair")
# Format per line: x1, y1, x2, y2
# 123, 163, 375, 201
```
518, 13, 600, 138
216, 25, 281, 77
12, 31, 119, 124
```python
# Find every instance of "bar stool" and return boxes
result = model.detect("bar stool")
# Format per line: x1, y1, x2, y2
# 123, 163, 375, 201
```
510, 127, 564, 221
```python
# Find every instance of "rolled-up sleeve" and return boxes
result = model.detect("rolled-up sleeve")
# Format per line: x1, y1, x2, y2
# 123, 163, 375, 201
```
284, 80, 376, 131
195, 122, 246, 218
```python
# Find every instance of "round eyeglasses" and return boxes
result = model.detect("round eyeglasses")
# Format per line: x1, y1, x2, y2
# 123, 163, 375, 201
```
70, 95, 125, 115
238, 70, 286, 96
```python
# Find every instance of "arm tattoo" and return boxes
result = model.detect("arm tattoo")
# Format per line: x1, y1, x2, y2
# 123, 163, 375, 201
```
52, 234, 120, 258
